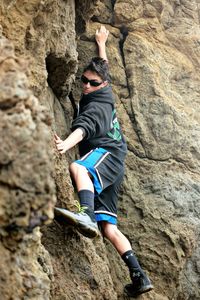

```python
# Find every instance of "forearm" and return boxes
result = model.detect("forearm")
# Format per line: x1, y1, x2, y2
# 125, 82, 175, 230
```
95, 26, 109, 62
64, 128, 85, 151
55, 128, 85, 154
97, 42, 108, 62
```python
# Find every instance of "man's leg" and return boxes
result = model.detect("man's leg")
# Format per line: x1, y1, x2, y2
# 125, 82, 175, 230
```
55, 148, 111, 238
100, 221, 131, 254
54, 162, 99, 238
69, 162, 97, 221
69, 162, 94, 193
101, 222, 153, 297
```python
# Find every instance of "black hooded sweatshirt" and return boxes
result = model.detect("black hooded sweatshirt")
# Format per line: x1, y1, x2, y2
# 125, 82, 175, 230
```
71, 85, 127, 165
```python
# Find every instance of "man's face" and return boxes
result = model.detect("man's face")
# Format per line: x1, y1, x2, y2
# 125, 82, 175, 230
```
81, 70, 107, 95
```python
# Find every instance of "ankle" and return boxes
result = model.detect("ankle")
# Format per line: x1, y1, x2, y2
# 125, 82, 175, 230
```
79, 190, 94, 211
130, 268, 146, 283
84, 207, 96, 222
131, 268, 142, 277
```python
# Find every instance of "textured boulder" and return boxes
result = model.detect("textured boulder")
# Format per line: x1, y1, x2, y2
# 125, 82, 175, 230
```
0, 31, 55, 299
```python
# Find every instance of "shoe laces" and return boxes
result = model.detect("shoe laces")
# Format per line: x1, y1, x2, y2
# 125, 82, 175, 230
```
75, 202, 88, 213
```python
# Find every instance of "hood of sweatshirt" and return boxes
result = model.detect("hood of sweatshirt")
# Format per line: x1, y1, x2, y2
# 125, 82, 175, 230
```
80, 85, 114, 106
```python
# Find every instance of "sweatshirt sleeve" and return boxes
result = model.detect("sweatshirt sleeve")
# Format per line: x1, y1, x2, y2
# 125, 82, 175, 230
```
71, 102, 113, 140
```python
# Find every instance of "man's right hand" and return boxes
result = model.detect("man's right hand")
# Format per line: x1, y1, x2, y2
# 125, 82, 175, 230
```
95, 25, 109, 46
54, 133, 68, 154
95, 25, 109, 61
54, 128, 85, 154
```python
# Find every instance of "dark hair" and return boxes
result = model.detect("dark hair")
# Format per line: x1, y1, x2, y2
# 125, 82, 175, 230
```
83, 57, 111, 82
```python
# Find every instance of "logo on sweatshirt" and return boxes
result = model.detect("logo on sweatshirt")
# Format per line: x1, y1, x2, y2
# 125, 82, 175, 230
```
107, 109, 122, 141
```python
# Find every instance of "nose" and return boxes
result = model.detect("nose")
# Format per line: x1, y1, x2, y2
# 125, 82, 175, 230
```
85, 82, 90, 87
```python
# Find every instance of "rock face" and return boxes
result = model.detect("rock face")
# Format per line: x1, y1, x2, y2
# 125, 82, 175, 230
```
0, 30, 55, 299
0, 1, 200, 300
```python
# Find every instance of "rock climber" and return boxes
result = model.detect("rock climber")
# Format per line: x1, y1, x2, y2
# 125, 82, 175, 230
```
54, 25, 153, 297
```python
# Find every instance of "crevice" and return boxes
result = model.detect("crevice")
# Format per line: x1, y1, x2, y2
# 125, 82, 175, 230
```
75, 0, 99, 36
68, 91, 78, 119
119, 26, 128, 70
127, 148, 200, 174
111, 0, 117, 9
0, 160, 13, 169
118, 25, 148, 156
198, 1, 200, 25
46, 53, 77, 98
127, 146, 171, 162
90, 15, 98, 23
118, 25, 130, 96
75, 11, 86, 36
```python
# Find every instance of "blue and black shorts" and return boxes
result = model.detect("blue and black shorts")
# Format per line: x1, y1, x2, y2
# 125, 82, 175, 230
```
74, 147, 124, 225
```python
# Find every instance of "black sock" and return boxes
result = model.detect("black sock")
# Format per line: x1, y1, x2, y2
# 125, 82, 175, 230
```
78, 189, 94, 210
121, 250, 144, 274
78, 189, 96, 221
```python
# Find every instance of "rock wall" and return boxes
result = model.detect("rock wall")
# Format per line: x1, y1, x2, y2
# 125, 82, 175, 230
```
0, 1, 200, 300
0, 29, 55, 299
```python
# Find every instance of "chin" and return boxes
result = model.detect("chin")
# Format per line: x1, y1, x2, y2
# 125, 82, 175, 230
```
83, 90, 90, 94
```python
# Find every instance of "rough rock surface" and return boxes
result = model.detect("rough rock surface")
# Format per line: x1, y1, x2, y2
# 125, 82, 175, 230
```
0, 1, 200, 300
0, 30, 55, 299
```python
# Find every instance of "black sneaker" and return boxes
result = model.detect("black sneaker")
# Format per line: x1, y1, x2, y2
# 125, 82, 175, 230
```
124, 269, 153, 297
54, 207, 99, 238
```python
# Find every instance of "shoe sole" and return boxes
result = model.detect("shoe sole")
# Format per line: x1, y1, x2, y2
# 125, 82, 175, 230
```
54, 208, 99, 239
124, 284, 154, 297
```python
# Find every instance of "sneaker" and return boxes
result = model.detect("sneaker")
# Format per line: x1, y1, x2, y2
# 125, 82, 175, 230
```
124, 269, 153, 297
54, 207, 99, 238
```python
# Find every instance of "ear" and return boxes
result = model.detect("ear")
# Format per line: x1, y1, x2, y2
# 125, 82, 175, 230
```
102, 81, 108, 87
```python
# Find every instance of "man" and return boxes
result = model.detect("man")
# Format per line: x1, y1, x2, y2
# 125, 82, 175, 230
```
54, 25, 153, 297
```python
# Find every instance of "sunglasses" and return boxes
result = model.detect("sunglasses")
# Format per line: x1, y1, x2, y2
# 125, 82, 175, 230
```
81, 75, 103, 87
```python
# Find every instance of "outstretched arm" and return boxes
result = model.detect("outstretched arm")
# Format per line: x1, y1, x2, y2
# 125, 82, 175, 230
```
54, 128, 85, 154
95, 25, 109, 62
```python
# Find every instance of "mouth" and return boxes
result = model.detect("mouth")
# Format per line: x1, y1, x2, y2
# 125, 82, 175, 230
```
83, 87, 90, 93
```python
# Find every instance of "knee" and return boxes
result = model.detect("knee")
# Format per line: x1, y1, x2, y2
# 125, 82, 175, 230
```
69, 162, 88, 178
69, 162, 78, 176
101, 222, 118, 240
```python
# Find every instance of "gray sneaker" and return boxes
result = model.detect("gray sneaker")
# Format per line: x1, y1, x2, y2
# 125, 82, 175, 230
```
54, 207, 99, 238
